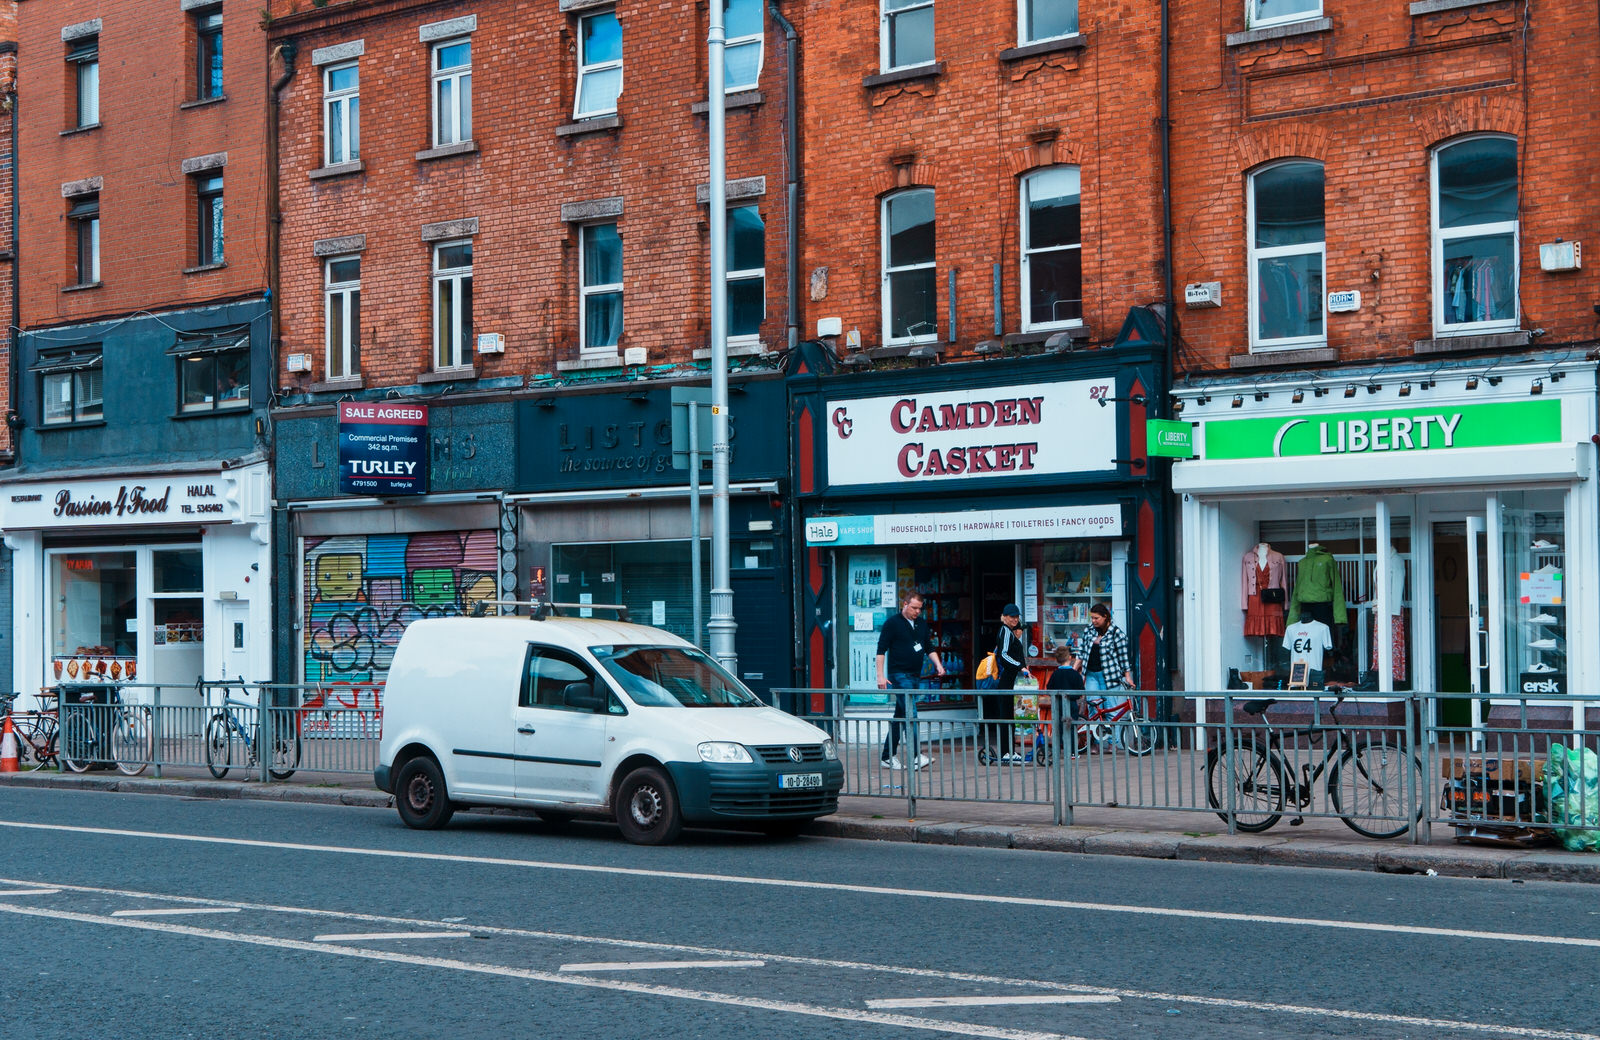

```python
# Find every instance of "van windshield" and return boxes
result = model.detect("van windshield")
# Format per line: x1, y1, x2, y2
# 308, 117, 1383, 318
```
590, 645, 764, 708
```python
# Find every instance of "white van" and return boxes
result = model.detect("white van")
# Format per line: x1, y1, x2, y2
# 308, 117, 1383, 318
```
375, 614, 843, 844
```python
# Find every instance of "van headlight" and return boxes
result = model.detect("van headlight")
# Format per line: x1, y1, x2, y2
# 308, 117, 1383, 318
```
821, 739, 837, 761
698, 741, 753, 764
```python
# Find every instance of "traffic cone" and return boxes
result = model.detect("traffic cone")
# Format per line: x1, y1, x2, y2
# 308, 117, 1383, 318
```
0, 716, 18, 772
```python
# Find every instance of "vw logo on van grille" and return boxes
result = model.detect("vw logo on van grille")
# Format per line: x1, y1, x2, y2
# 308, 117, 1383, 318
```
786, 746, 803, 763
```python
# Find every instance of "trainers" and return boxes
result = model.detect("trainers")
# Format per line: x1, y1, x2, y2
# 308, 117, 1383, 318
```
1530, 539, 1560, 551
1526, 613, 1558, 625
881, 755, 904, 770
914, 752, 931, 769
1528, 638, 1559, 650
1527, 662, 1558, 674
1000, 753, 1020, 764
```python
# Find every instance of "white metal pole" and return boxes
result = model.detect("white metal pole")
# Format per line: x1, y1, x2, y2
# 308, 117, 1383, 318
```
706, 0, 738, 671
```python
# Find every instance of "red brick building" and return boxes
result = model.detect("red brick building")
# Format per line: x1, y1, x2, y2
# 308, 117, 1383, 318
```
0, 1, 15, 463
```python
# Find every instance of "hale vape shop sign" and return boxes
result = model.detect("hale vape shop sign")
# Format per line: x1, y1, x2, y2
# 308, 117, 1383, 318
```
0, 475, 237, 529
1201, 399, 1563, 460
339, 402, 429, 495
824, 378, 1117, 487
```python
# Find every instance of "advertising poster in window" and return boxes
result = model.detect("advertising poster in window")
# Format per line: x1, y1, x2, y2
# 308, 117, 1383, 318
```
339, 402, 429, 496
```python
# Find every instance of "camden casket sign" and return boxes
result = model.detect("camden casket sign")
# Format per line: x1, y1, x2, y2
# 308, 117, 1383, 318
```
339, 402, 429, 495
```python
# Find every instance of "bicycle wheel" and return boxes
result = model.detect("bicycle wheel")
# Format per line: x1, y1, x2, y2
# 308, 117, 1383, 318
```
267, 713, 300, 780
60, 714, 97, 773
13, 717, 49, 771
1120, 703, 1158, 757
204, 714, 232, 780
1206, 735, 1285, 832
111, 708, 152, 776
1073, 723, 1092, 755
1330, 739, 1423, 840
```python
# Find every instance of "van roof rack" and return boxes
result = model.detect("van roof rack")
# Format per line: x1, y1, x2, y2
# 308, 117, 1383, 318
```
472, 599, 631, 622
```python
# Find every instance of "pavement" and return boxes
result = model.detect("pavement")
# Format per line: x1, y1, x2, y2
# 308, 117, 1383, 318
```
7, 766, 1599, 884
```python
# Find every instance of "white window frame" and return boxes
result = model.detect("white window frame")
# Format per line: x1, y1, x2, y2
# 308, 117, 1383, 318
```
41, 357, 103, 426
579, 222, 623, 356
880, 0, 935, 74
431, 37, 472, 147
1431, 134, 1519, 336
1019, 166, 1083, 333
723, 0, 763, 91
432, 240, 473, 370
1248, 0, 1322, 31
324, 255, 361, 380
323, 61, 360, 167
575, 10, 623, 120
1016, 0, 1079, 46
726, 204, 765, 346
881, 188, 938, 346
1247, 160, 1326, 352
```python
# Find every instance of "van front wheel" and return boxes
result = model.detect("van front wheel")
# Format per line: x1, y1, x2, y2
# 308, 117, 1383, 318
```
615, 766, 683, 845
395, 757, 455, 830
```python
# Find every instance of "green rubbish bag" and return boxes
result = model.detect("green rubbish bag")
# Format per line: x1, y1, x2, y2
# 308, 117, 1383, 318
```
1543, 744, 1600, 853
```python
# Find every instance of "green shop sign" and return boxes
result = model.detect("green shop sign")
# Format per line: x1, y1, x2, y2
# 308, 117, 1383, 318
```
1203, 399, 1562, 461
1146, 418, 1195, 458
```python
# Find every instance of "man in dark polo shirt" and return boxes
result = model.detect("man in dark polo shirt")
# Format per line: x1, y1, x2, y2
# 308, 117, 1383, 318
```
875, 591, 945, 769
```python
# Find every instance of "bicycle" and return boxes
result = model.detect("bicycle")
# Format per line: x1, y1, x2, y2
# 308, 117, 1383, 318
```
1030, 691, 1157, 765
2, 692, 59, 772
204, 680, 300, 780
57, 686, 152, 776
1205, 692, 1423, 839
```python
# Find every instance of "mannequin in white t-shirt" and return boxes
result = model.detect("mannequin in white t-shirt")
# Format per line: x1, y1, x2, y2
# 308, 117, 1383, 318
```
1283, 617, 1333, 688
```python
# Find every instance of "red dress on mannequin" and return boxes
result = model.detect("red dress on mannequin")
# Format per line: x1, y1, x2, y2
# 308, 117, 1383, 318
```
1243, 547, 1287, 637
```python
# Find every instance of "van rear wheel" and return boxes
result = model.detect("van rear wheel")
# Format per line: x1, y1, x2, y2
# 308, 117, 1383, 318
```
615, 765, 683, 845
395, 757, 455, 830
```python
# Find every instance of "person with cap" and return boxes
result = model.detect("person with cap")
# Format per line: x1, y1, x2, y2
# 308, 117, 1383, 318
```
984, 603, 1028, 764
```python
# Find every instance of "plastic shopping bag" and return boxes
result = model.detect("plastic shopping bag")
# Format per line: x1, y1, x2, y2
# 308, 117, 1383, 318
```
1543, 743, 1600, 853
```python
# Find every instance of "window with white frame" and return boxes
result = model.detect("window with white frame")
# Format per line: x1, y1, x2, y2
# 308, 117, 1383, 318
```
882, 189, 937, 344
1019, 0, 1078, 44
1433, 135, 1518, 333
1248, 160, 1324, 348
433, 241, 474, 369
323, 62, 360, 166
69, 35, 99, 127
69, 193, 100, 286
580, 222, 623, 353
1248, 0, 1320, 30
881, 0, 934, 72
724, 0, 763, 90
325, 256, 361, 380
1020, 167, 1082, 331
432, 38, 472, 146
37, 348, 103, 425
575, 10, 622, 119
727, 205, 765, 340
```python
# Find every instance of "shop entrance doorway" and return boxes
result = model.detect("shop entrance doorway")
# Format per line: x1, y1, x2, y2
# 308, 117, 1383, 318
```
1430, 517, 1490, 728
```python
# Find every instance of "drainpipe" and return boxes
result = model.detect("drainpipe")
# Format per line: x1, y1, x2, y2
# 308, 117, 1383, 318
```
768, 3, 800, 350
5, 42, 18, 465
266, 40, 297, 691
1158, 0, 1176, 695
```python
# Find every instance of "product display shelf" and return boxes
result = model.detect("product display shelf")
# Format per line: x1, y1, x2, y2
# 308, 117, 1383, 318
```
1041, 558, 1111, 655
921, 590, 970, 687
1523, 544, 1565, 674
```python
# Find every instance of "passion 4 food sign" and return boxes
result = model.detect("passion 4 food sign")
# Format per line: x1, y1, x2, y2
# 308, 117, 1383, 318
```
824, 378, 1116, 488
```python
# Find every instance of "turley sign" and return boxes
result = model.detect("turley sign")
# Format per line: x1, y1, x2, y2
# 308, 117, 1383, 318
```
339, 402, 429, 495
1201, 400, 1563, 461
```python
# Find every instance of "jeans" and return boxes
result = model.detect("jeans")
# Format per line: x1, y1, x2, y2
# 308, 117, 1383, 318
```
882, 672, 928, 759
1085, 671, 1129, 748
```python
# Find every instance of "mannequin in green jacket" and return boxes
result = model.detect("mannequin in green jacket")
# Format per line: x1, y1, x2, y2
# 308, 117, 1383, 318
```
1288, 543, 1347, 625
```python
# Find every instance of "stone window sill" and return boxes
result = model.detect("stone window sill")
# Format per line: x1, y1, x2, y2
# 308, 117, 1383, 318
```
557, 115, 622, 138
862, 62, 945, 89
691, 341, 766, 360
555, 353, 624, 372
998, 34, 1089, 63
1225, 17, 1332, 47
418, 367, 475, 384
60, 122, 101, 137
1412, 330, 1531, 356
310, 377, 364, 393
310, 161, 365, 181
172, 404, 251, 421
182, 262, 228, 275
1230, 345, 1339, 369
40, 419, 107, 431
416, 140, 478, 162
180, 95, 227, 110
62, 281, 102, 293
691, 90, 764, 114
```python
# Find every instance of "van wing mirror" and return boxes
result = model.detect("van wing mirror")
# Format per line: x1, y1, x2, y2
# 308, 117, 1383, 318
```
563, 682, 604, 712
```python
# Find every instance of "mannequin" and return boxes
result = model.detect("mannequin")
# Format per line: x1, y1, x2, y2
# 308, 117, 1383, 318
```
1371, 544, 1407, 681
1242, 542, 1287, 638
1288, 542, 1346, 628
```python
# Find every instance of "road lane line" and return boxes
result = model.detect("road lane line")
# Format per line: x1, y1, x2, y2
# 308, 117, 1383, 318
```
314, 931, 472, 942
3, 819, 1598, 952
870, 996, 1122, 1009
0, 888, 60, 897
0, 902, 1092, 1040
112, 907, 241, 917
561, 959, 765, 972
2, 875, 1592, 1040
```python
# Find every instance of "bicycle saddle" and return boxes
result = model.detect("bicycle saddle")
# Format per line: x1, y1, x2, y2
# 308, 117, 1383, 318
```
1241, 698, 1277, 715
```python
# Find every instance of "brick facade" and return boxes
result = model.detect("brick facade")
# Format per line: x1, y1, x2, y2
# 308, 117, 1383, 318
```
266, 0, 793, 392
1169, 1, 1600, 375
0, 6, 15, 459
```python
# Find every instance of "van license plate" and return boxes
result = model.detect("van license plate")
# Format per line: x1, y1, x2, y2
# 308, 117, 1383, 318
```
779, 773, 823, 789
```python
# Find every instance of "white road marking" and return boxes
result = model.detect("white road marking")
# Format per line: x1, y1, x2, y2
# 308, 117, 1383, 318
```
3, 819, 1597, 953
870, 996, 1121, 1009
0, 902, 1092, 1040
314, 931, 472, 942
1, 875, 1592, 1040
561, 959, 765, 972
0, 888, 60, 897
112, 907, 241, 918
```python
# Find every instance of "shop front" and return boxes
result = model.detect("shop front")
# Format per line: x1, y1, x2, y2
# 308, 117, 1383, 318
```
1173, 359, 1598, 725
2, 462, 273, 709
791, 346, 1171, 716
512, 375, 793, 701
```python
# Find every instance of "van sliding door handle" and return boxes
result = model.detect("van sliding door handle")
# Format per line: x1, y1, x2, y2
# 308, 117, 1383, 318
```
517, 725, 536, 734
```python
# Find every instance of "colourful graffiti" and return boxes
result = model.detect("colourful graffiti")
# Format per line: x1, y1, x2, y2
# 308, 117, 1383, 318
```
302, 531, 498, 683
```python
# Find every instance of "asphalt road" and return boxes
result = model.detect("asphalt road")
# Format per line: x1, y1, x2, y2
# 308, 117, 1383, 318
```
1, 787, 1597, 1040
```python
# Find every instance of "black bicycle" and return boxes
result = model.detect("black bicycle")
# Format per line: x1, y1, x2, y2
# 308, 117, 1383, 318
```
1205, 692, 1423, 839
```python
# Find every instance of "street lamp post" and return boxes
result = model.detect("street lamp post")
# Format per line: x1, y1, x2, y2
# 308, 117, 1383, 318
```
706, 1, 738, 673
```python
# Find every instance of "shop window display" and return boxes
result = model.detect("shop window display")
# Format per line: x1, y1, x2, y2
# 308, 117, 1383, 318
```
1500, 492, 1566, 696
49, 550, 137, 680
1038, 542, 1112, 658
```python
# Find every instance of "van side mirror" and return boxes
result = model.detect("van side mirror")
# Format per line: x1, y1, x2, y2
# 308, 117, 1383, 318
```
563, 682, 604, 712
